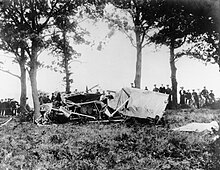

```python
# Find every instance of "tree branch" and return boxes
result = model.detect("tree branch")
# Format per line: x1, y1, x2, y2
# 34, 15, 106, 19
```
0, 68, 20, 79
38, 0, 58, 32
140, 31, 145, 45
174, 35, 187, 49
121, 29, 136, 48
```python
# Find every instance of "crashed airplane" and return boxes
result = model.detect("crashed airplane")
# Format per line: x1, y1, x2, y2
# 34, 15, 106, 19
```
37, 87, 169, 125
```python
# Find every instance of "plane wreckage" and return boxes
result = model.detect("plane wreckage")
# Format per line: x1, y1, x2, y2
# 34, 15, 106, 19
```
36, 87, 169, 125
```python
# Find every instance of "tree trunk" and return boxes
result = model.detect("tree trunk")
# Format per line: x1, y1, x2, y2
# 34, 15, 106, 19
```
63, 30, 71, 94
29, 45, 41, 122
19, 53, 27, 113
134, 29, 142, 89
65, 65, 70, 93
170, 41, 178, 108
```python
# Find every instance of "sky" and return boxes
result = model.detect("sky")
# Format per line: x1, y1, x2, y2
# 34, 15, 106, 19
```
0, 21, 220, 106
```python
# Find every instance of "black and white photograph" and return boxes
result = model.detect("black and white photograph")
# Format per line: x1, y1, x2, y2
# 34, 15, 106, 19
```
0, 0, 219, 169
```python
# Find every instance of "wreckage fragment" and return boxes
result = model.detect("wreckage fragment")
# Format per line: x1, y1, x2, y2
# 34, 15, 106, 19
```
36, 93, 109, 125
108, 87, 169, 119
36, 87, 169, 125
173, 121, 219, 133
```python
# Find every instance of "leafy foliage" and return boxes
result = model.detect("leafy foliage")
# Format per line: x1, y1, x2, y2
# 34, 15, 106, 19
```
105, 0, 163, 88
150, 0, 214, 49
0, 0, 107, 116
165, 0, 220, 70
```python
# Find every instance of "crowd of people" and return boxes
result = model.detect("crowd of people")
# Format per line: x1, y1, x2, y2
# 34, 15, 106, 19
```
38, 89, 113, 107
0, 84, 216, 118
132, 83, 216, 109
0, 98, 19, 116
152, 84, 216, 108
38, 92, 63, 107
179, 86, 215, 108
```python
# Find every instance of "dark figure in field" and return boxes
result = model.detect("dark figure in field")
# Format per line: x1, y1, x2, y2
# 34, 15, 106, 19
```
44, 95, 51, 104
192, 89, 200, 109
38, 93, 43, 105
51, 93, 56, 103
54, 92, 62, 107
5, 99, 11, 116
10, 100, 19, 116
165, 85, 172, 109
209, 90, 215, 103
0, 99, 3, 116
159, 84, 166, 93
41, 94, 49, 104
201, 86, 210, 106
144, 86, 148, 90
96, 89, 101, 95
179, 87, 186, 105
1, 99, 7, 116
185, 90, 192, 105
153, 84, 159, 92
165, 85, 172, 95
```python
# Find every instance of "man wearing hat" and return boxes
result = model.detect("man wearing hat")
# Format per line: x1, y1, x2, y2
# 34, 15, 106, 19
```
179, 86, 186, 105
153, 84, 159, 92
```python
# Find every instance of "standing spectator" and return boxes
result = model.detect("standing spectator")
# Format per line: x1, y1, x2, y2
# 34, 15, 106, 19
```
159, 84, 166, 93
144, 86, 148, 90
42, 94, 47, 104
165, 85, 172, 95
102, 90, 106, 95
153, 84, 159, 92
165, 85, 172, 109
96, 89, 101, 94
197, 89, 203, 107
5, 99, 11, 116
51, 93, 56, 103
0, 99, 3, 116
38, 93, 43, 105
209, 90, 215, 103
201, 86, 209, 105
185, 90, 192, 106
2, 99, 7, 116
10, 99, 19, 116
54, 92, 62, 107
43, 95, 51, 103
179, 87, 186, 105
192, 89, 200, 109
56, 92, 62, 102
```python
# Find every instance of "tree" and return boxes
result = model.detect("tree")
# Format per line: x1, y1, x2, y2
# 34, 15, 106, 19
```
177, 31, 219, 70
0, 0, 97, 121
0, 14, 29, 113
106, 0, 161, 88
0, 0, 106, 121
150, 0, 214, 108
176, 0, 219, 71
49, 15, 83, 94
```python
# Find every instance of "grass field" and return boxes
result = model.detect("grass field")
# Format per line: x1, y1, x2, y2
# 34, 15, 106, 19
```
0, 109, 220, 170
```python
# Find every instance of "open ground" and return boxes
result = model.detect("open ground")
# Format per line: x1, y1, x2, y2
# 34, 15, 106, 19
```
0, 108, 220, 170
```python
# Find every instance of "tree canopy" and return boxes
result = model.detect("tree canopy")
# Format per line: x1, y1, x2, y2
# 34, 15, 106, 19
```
106, 0, 162, 88
0, 0, 105, 120
148, 0, 218, 108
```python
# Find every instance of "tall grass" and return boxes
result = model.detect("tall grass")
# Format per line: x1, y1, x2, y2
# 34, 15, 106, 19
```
0, 109, 219, 169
